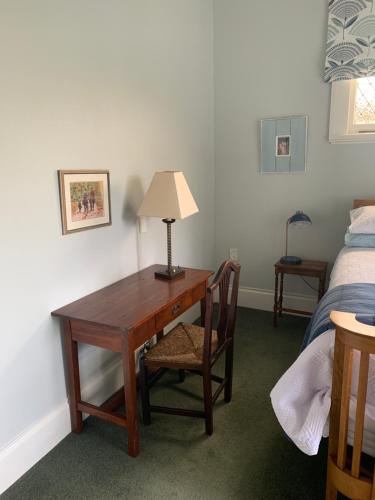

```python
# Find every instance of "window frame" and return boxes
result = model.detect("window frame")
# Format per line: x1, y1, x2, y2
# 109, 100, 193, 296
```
329, 79, 375, 144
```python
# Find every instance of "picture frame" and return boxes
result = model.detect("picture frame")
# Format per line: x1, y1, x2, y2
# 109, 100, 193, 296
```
260, 115, 307, 174
58, 170, 111, 235
275, 135, 291, 157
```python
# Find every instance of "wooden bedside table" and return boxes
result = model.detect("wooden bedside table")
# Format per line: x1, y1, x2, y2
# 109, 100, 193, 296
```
273, 259, 328, 327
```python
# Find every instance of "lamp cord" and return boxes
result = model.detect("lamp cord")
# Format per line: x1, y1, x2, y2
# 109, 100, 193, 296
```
285, 221, 289, 257
299, 276, 319, 293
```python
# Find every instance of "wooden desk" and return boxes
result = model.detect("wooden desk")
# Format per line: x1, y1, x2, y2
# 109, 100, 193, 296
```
52, 264, 213, 457
273, 259, 328, 327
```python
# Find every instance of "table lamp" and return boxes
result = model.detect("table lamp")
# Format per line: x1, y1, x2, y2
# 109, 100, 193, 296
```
280, 210, 312, 265
138, 171, 199, 280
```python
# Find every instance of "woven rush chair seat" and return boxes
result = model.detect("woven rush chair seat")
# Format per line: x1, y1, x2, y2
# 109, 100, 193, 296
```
144, 323, 218, 369
139, 260, 241, 435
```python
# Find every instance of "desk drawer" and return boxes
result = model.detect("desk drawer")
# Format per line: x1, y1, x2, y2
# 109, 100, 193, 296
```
155, 291, 192, 331
192, 281, 206, 302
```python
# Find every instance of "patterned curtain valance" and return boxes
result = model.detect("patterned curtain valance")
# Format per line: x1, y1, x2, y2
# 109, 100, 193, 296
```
324, 0, 375, 83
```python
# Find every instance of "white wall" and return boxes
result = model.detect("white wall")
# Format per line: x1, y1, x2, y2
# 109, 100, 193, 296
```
0, 0, 214, 488
214, 0, 375, 296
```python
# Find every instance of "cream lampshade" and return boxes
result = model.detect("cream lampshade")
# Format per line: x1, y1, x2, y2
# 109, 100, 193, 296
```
138, 171, 199, 280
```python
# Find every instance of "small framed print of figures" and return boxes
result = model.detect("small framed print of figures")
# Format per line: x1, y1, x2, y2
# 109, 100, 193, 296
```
260, 115, 307, 173
58, 170, 111, 235
276, 135, 290, 157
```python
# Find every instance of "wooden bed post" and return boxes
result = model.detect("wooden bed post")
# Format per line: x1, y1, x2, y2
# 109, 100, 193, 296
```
326, 311, 375, 500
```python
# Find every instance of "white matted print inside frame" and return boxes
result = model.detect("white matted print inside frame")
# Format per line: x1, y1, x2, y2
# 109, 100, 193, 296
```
276, 135, 290, 157
58, 170, 111, 234
260, 115, 307, 173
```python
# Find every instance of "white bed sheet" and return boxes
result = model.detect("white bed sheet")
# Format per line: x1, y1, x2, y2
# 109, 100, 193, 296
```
329, 247, 375, 290
270, 246, 375, 456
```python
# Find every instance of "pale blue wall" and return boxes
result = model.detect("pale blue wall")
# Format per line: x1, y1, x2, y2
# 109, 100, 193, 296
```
214, 0, 375, 295
0, 0, 214, 455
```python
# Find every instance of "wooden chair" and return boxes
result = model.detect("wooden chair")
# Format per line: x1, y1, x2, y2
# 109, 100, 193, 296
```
139, 260, 241, 435
326, 310, 375, 500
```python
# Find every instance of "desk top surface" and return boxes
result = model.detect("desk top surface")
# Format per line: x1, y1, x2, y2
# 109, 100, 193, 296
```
52, 265, 213, 331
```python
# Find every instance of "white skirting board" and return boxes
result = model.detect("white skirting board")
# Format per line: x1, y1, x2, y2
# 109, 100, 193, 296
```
237, 286, 317, 315
0, 355, 124, 495
0, 292, 313, 494
0, 304, 200, 495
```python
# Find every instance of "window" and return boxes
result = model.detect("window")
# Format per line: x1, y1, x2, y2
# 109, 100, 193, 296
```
352, 77, 375, 133
329, 77, 375, 143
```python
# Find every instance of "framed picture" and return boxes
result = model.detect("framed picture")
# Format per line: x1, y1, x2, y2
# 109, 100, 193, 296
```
260, 115, 307, 173
276, 135, 290, 157
58, 170, 111, 235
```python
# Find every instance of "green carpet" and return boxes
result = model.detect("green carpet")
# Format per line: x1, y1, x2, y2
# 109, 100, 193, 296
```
3, 308, 327, 499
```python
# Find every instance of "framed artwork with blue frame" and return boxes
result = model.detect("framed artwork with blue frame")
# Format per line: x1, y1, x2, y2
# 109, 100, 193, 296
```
260, 115, 307, 174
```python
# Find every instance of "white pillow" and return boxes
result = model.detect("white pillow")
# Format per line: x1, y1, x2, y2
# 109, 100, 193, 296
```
349, 206, 375, 234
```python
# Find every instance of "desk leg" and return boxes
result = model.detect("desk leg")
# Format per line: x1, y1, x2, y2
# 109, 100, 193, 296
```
122, 331, 139, 457
273, 271, 279, 327
63, 319, 83, 433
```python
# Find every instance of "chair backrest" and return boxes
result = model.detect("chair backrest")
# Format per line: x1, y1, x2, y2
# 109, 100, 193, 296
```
327, 311, 375, 498
203, 260, 241, 362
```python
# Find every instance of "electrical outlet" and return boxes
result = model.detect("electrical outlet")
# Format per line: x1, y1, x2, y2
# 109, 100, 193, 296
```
229, 248, 238, 261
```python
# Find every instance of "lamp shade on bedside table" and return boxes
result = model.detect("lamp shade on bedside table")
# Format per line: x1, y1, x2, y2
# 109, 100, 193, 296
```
280, 210, 312, 265
138, 171, 199, 280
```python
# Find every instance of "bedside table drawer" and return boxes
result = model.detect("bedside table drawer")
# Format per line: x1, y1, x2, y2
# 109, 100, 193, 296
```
155, 291, 192, 331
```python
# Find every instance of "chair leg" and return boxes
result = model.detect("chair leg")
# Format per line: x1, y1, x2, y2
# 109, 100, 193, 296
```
203, 370, 213, 435
178, 369, 185, 383
224, 344, 234, 403
139, 356, 151, 425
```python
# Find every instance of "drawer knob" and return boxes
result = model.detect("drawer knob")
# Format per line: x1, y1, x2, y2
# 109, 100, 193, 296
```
172, 303, 181, 315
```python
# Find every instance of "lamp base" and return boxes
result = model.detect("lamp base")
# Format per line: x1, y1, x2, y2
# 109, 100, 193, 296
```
155, 266, 185, 281
280, 256, 302, 265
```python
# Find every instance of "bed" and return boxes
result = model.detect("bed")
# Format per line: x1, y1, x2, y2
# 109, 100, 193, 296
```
270, 200, 375, 457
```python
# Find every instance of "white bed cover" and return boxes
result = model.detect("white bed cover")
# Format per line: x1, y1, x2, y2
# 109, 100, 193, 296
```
270, 247, 375, 456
